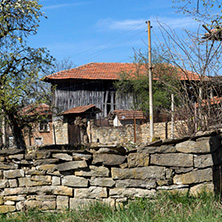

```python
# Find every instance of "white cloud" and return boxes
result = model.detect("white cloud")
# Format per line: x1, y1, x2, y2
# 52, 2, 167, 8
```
96, 17, 199, 31
97, 19, 145, 31
43, 2, 87, 10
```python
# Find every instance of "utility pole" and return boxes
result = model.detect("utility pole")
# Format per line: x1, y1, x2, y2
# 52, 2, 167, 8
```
146, 20, 154, 142
171, 94, 174, 139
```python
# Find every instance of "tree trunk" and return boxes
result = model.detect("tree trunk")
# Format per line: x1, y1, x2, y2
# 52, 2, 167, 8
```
6, 111, 26, 149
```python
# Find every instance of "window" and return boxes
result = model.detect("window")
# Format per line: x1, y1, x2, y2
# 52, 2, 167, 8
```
39, 120, 50, 132
35, 137, 43, 146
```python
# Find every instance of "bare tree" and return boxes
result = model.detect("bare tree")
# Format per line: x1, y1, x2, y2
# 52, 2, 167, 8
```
156, 21, 222, 135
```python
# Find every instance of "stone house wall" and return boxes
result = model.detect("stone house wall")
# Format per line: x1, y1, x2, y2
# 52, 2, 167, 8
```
53, 118, 181, 146
0, 131, 221, 214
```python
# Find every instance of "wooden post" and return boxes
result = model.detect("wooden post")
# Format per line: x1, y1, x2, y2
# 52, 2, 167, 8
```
146, 20, 154, 142
165, 122, 168, 139
171, 94, 174, 139
133, 115, 136, 143
194, 102, 197, 133
53, 124, 57, 145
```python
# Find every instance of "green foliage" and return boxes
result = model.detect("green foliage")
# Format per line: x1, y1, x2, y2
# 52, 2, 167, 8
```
2, 193, 222, 222
114, 62, 180, 114
0, 0, 54, 149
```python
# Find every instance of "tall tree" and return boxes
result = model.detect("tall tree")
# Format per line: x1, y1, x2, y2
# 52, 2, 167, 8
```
0, 0, 53, 149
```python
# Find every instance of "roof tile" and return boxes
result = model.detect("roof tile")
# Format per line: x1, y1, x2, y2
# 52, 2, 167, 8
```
43, 62, 201, 82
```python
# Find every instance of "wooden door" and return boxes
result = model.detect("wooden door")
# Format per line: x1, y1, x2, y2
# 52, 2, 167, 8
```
68, 122, 81, 145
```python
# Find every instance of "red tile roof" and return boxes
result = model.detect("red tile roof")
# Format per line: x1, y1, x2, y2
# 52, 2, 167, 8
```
196, 96, 222, 107
60, 104, 101, 115
113, 110, 146, 120
43, 62, 202, 82
20, 103, 52, 116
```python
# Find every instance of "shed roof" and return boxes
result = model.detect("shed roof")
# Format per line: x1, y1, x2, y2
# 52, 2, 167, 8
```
60, 104, 101, 115
43, 62, 202, 82
113, 110, 146, 120
20, 103, 52, 116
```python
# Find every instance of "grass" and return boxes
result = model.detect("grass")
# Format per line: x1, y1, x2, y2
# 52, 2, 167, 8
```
1, 192, 222, 222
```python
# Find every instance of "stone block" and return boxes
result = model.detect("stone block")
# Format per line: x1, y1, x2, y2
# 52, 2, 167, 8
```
8, 179, 17, 188
36, 164, 57, 172
52, 176, 61, 186
18, 176, 51, 187
36, 195, 56, 201
0, 205, 16, 214
0, 179, 8, 188
0, 163, 18, 170
157, 184, 189, 190
4, 201, 14, 206
138, 145, 176, 154
115, 179, 156, 189
4, 196, 25, 201
8, 154, 24, 160
92, 154, 126, 166
33, 159, 59, 166
52, 153, 73, 161
150, 153, 193, 167
16, 202, 25, 211
57, 161, 87, 171
75, 166, 109, 177
31, 175, 52, 183
172, 167, 194, 174
62, 176, 88, 187
4, 169, 24, 179
194, 154, 213, 168
3, 186, 73, 196
128, 153, 149, 168
74, 187, 107, 199
0, 149, 24, 155
176, 136, 221, 154
72, 153, 92, 161
189, 183, 214, 196
90, 178, 115, 187
111, 166, 166, 180
24, 200, 56, 210
0, 157, 5, 162
173, 168, 212, 185
57, 196, 69, 209
109, 188, 156, 198
52, 186, 73, 196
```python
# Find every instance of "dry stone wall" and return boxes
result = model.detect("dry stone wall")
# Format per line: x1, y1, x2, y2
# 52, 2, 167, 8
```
0, 132, 222, 214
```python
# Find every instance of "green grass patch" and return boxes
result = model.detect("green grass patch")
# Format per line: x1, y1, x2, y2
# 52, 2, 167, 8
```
1, 193, 222, 222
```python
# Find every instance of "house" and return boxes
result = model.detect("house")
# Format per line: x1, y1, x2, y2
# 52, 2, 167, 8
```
42, 62, 210, 145
22, 103, 53, 146
43, 62, 202, 119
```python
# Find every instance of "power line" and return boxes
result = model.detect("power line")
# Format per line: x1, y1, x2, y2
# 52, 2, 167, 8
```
74, 27, 145, 65
72, 22, 145, 59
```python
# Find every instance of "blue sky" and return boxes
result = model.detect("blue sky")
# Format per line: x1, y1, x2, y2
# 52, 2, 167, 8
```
29, 0, 200, 67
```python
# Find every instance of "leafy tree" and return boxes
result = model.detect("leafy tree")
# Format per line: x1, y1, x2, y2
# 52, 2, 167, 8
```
0, 0, 53, 149
114, 54, 180, 115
